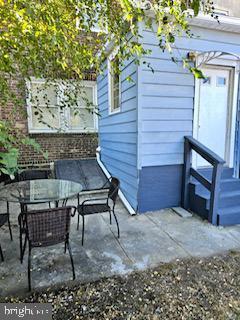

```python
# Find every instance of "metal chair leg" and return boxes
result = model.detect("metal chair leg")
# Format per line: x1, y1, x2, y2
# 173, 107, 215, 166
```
20, 235, 26, 264
62, 199, 68, 206
81, 215, 85, 246
7, 202, 13, 241
22, 234, 27, 262
109, 210, 112, 225
28, 245, 32, 291
0, 244, 4, 262
19, 206, 28, 262
19, 217, 23, 263
77, 213, 80, 230
67, 241, 75, 280
112, 210, 120, 238
19, 219, 27, 263
7, 217, 13, 241
20, 238, 23, 263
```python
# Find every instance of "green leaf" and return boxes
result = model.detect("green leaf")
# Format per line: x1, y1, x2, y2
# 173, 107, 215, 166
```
21, 137, 42, 152
190, 67, 205, 79
0, 0, 214, 179
192, 0, 200, 16
43, 151, 49, 160
0, 148, 19, 167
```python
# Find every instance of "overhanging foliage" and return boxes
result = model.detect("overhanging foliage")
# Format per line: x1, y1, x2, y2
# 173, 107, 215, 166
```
0, 0, 215, 176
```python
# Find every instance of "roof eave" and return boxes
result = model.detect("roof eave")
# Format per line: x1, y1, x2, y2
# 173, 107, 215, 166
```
189, 13, 240, 33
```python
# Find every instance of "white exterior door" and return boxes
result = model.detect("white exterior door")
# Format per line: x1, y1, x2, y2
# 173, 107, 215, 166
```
196, 67, 231, 167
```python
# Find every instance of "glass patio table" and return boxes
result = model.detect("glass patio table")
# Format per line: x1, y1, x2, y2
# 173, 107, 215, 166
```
0, 179, 83, 209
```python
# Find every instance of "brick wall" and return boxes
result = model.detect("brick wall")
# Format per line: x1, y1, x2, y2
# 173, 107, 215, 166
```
19, 133, 98, 166
1, 78, 28, 135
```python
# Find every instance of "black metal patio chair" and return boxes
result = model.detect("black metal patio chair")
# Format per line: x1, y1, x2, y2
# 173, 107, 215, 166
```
0, 244, 3, 262
77, 177, 120, 245
0, 173, 15, 256
18, 206, 76, 291
0, 202, 13, 262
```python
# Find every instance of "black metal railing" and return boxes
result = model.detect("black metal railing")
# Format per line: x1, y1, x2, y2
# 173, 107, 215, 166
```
182, 136, 225, 225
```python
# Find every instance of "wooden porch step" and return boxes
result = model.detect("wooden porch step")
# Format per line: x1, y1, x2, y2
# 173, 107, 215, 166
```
191, 178, 240, 193
189, 169, 240, 226
218, 206, 240, 226
194, 167, 234, 180
192, 189, 240, 209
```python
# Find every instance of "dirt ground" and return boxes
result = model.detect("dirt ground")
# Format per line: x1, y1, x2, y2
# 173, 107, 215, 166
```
1, 251, 240, 320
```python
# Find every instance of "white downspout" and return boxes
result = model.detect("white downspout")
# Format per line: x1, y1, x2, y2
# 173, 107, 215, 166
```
96, 147, 136, 216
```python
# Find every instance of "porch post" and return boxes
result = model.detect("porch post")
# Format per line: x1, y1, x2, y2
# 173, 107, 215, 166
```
182, 137, 191, 209
208, 163, 224, 225
234, 77, 240, 178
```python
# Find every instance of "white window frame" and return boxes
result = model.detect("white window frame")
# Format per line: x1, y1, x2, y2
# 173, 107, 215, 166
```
26, 78, 98, 134
108, 49, 121, 115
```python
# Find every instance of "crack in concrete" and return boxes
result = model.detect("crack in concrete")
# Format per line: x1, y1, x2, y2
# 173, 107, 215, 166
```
145, 214, 194, 258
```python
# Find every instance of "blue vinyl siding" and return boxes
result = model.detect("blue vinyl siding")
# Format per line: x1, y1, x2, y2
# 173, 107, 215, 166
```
98, 22, 240, 213
139, 25, 240, 168
97, 59, 138, 210
138, 165, 183, 212
136, 23, 240, 212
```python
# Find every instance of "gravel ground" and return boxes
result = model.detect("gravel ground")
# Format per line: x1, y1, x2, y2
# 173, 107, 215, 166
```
1, 251, 240, 320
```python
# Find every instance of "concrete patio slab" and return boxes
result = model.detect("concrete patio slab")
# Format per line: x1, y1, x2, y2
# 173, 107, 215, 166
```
146, 210, 240, 257
102, 211, 189, 267
1, 195, 240, 296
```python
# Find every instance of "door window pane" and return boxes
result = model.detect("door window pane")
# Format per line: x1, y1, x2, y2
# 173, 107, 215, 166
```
217, 77, 227, 86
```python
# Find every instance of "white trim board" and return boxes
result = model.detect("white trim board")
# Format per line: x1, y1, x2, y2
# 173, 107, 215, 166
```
189, 13, 240, 34
142, 7, 240, 32
96, 147, 136, 216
